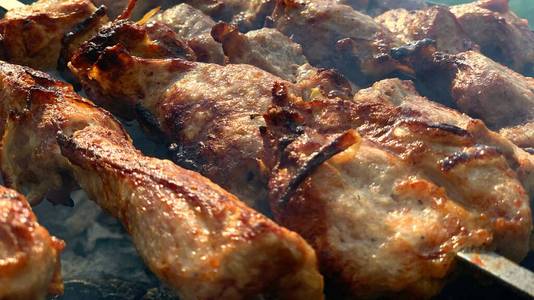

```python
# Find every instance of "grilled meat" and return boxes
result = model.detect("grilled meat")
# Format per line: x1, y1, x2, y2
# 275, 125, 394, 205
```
500, 122, 534, 150
271, 0, 401, 85
211, 22, 355, 98
0, 60, 323, 300
178, 0, 276, 31
450, 0, 534, 75
262, 78, 533, 298
0, 185, 64, 300
68, 18, 305, 208
150, 3, 225, 64
0, 0, 101, 70
394, 43, 534, 130
376, 6, 479, 54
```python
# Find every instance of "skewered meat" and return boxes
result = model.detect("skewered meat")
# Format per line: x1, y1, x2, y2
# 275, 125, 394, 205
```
450, 0, 534, 75
211, 22, 313, 82
376, 6, 479, 53
393, 42, 534, 130
211, 22, 355, 98
271, 0, 401, 85
67, 18, 338, 208
261, 78, 533, 298
0, 185, 64, 300
150, 3, 225, 64
179, 0, 275, 31
0, 0, 101, 70
0, 60, 323, 300
500, 122, 534, 150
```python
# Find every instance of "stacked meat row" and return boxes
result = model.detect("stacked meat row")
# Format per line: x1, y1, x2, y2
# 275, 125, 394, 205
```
0, 0, 533, 299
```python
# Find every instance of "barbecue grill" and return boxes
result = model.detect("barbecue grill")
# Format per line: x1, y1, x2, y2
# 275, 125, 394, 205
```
0, 0, 533, 299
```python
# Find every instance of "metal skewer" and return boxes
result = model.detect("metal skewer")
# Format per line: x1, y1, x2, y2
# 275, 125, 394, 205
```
1, 0, 534, 298
0, 0, 25, 10
457, 250, 534, 298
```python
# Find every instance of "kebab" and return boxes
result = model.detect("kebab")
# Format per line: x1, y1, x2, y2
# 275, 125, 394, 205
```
0, 185, 64, 300
64, 7, 534, 300
1, 0, 534, 296
0, 34, 323, 300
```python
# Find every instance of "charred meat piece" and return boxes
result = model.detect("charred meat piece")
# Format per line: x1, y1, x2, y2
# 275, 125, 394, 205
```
376, 6, 478, 54
68, 19, 304, 209
179, 0, 276, 31
450, 0, 534, 75
150, 3, 225, 64
0, 61, 324, 300
394, 43, 534, 130
271, 0, 401, 85
211, 22, 355, 98
262, 79, 533, 298
0, 185, 64, 300
0, 0, 102, 70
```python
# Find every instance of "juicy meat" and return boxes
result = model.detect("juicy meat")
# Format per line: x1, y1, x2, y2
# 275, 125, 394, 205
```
394, 43, 534, 130
0, 61, 323, 300
376, 6, 478, 54
211, 22, 355, 98
450, 0, 534, 75
271, 0, 401, 85
500, 122, 534, 150
150, 3, 225, 64
0, 0, 99, 70
68, 19, 304, 208
180, 0, 276, 31
0, 186, 64, 300
261, 78, 533, 298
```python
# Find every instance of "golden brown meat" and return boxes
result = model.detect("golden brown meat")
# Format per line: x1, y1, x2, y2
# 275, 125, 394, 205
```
150, 3, 225, 64
0, 61, 323, 300
0, 0, 100, 70
68, 19, 302, 209
450, 0, 534, 75
0, 185, 64, 300
393, 43, 534, 130
211, 22, 355, 98
261, 79, 533, 298
376, 6, 478, 54
271, 0, 401, 85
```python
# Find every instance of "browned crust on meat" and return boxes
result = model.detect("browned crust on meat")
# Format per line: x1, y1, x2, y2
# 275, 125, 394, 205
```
0, 185, 64, 300
0, 0, 98, 70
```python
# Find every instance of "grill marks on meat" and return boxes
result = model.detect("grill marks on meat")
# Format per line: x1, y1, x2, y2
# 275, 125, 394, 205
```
394, 43, 534, 130
261, 78, 532, 298
450, 0, 534, 75
0, 61, 324, 300
0, 0, 100, 70
0, 186, 64, 300
376, 6, 479, 54
150, 3, 225, 64
271, 0, 401, 85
